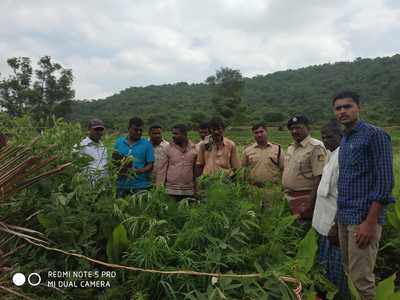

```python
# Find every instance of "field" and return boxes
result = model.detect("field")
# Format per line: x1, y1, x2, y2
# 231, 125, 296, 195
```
0, 117, 399, 299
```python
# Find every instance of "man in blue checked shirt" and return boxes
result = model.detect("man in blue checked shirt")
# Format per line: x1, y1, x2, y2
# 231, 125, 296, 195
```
113, 117, 154, 197
333, 91, 395, 300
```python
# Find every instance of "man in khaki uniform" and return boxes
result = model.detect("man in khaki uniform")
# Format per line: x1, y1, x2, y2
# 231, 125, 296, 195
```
242, 123, 284, 186
282, 115, 327, 220
148, 124, 169, 184
196, 117, 240, 176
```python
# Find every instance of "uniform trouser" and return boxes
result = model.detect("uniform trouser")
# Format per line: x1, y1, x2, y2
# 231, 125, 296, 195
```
338, 223, 382, 300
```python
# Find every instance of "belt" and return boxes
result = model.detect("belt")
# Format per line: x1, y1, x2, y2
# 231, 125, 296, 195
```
287, 190, 312, 197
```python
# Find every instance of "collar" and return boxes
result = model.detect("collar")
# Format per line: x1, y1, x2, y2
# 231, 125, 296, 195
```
345, 120, 364, 135
212, 136, 229, 147
149, 139, 168, 147
294, 135, 311, 147
171, 140, 194, 152
332, 147, 340, 155
82, 136, 102, 146
254, 141, 272, 148
124, 137, 143, 146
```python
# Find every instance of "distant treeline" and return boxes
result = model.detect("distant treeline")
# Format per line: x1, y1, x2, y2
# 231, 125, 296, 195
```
70, 54, 400, 130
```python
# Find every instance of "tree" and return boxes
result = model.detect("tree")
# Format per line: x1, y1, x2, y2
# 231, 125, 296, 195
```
263, 112, 286, 124
388, 83, 400, 123
0, 56, 75, 122
0, 57, 33, 117
206, 67, 245, 125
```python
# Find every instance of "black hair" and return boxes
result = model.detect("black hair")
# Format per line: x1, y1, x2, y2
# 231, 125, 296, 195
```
128, 117, 144, 128
172, 124, 188, 135
208, 117, 225, 130
148, 124, 162, 132
251, 122, 266, 131
321, 120, 344, 137
198, 122, 209, 130
332, 90, 360, 106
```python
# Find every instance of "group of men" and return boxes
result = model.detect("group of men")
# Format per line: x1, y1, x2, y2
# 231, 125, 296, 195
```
80, 90, 394, 300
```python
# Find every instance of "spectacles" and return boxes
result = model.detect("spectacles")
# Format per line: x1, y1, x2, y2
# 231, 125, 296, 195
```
94, 127, 104, 132
334, 104, 354, 111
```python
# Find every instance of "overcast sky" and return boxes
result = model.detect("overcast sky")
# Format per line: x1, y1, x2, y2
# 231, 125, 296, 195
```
1, 0, 399, 99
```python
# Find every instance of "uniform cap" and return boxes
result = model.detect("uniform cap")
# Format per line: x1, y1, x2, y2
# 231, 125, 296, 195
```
287, 115, 310, 129
88, 118, 105, 129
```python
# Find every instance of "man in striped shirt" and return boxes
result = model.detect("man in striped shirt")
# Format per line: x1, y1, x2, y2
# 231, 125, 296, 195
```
156, 124, 197, 199
333, 91, 395, 300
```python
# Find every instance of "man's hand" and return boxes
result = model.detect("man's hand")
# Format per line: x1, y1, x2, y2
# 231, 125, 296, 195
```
134, 168, 144, 174
356, 220, 377, 249
356, 201, 382, 249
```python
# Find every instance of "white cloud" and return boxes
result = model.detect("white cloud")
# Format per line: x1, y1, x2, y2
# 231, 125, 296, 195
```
0, 0, 399, 99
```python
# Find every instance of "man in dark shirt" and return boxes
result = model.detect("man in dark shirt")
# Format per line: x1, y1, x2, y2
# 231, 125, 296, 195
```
333, 91, 395, 300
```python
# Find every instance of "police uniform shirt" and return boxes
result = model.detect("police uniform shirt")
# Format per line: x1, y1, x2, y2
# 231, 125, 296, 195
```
242, 142, 284, 184
282, 135, 327, 192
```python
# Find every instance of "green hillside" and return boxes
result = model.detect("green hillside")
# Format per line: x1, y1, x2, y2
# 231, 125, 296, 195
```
71, 55, 400, 129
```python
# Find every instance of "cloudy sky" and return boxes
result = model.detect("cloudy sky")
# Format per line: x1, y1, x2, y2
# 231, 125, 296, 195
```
1, 0, 399, 99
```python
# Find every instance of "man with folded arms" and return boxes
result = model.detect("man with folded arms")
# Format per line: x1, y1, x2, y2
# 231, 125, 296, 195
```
242, 122, 284, 187
156, 124, 197, 199
312, 121, 349, 299
282, 115, 327, 220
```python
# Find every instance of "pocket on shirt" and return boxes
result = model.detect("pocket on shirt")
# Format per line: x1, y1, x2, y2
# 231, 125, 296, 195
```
350, 145, 368, 170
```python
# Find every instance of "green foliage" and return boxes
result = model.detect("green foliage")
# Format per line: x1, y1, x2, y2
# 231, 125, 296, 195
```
263, 112, 286, 124
206, 67, 245, 125
376, 274, 398, 300
387, 199, 400, 230
348, 273, 400, 300
71, 54, 400, 129
106, 224, 130, 263
1, 115, 399, 299
295, 229, 318, 274
347, 275, 362, 300
0, 55, 75, 123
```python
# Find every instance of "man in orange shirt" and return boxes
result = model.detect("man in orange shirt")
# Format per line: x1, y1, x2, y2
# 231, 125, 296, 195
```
157, 124, 197, 199
196, 117, 240, 176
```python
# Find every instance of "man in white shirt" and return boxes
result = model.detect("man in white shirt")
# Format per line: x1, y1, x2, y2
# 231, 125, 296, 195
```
312, 121, 349, 299
80, 118, 108, 182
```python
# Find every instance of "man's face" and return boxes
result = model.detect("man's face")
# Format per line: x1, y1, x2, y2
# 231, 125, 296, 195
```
210, 126, 224, 141
321, 129, 341, 152
88, 126, 104, 142
172, 128, 186, 145
289, 124, 309, 143
128, 125, 142, 141
198, 128, 209, 140
333, 98, 360, 126
253, 127, 267, 144
149, 128, 163, 145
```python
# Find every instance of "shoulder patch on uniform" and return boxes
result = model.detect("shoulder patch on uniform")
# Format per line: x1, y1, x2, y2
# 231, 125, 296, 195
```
270, 142, 282, 147
309, 138, 324, 146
